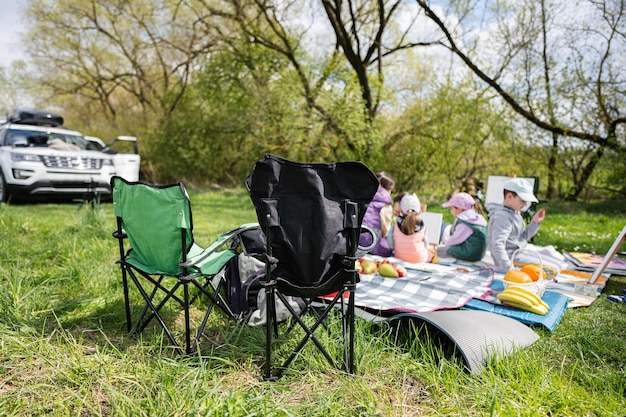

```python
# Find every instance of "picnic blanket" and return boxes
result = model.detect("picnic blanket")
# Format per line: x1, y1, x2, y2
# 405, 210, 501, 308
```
547, 270, 608, 307
337, 257, 547, 372
463, 280, 569, 331
350, 242, 608, 332
352, 263, 493, 313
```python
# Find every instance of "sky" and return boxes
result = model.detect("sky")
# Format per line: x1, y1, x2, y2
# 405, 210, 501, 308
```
0, 1, 26, 68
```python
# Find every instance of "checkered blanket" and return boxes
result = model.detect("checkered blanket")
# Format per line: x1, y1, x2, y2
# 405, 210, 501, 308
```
352, 258, 494, 313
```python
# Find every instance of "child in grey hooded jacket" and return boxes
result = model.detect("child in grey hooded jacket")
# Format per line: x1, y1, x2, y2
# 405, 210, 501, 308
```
486, 178, 546, 273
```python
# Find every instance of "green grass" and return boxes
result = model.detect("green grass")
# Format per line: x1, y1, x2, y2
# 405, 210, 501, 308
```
1, 190, 625, 416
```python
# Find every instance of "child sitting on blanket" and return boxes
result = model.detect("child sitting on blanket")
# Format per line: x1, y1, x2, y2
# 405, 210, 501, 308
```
388, 193, 434, 263
436, 192, 488, 261
486, 178, 546, 273
360, 171, 394, 257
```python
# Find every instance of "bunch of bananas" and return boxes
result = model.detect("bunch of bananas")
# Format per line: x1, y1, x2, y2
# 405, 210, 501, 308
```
496, 286, 550, 315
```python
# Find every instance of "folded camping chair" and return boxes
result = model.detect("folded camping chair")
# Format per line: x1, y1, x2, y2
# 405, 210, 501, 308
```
111, 176, 255, 355
245, 154, 379, 380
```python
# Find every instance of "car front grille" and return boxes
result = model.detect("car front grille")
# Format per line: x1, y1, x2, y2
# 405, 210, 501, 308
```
41, 155, 104, 169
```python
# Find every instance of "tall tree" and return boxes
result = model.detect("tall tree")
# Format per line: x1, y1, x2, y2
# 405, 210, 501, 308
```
23, 0, 219, 124
414, 0, 626, 198
197, 0, 439, 156
385, 76, 516, 194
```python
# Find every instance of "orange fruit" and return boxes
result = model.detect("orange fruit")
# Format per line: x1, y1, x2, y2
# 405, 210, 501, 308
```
520, 264, 543, 282
503, 270, 533, 284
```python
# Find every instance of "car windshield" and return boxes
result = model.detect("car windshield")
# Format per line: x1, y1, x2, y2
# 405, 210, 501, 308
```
5, 127, 98, 150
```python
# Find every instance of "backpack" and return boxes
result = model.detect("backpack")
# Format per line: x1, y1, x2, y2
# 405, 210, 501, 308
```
224, 226, 305, 326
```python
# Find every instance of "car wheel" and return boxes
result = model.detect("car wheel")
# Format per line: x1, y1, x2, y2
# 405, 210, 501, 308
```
0, 170, 10, 203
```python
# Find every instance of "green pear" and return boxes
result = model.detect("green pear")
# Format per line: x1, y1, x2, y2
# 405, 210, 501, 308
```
379, 262, 399, 278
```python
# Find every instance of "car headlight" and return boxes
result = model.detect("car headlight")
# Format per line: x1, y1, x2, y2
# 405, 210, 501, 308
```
11, 152, 41, 162
103, 159, 113, 166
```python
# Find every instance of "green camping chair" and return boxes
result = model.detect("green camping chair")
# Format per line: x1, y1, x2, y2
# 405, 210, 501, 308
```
111, 176, 252, 354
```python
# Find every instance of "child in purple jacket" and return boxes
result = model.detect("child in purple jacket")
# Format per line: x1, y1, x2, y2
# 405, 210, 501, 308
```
360, 172, 394, 257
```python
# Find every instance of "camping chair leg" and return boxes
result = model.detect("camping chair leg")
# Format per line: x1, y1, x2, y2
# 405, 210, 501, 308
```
114, 224, 133, 333
263, 282, 277, 381
284, 298, 329, 336
274, 290, 339, 379
193, 278, 230, 345
260, 204, 281, 381
346, 281, 356, 374
200, 276, 236, 318
127, 268, 233, 356
133, 275, 165, 334
127, 271, 184, 355
184, 283, 192, 355
120, 265, 132, 333
134, 275, 182, 335
345, 201, 359, 374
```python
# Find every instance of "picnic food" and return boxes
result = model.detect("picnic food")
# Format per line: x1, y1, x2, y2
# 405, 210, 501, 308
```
497, 286, 550, 315
394, 264, 407, 277
360, 259, 378, 274
357, 258, 407, 277
379, 262, 399, 278
378, 260, 408, 278
520, 264, 543, 282
503, 269, 533, 284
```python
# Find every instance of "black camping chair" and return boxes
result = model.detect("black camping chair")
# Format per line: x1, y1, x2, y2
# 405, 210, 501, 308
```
111, 176, 256, 355
245, 154, 379, 380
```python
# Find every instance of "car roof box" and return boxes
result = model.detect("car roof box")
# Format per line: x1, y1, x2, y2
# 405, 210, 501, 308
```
8, 109, 64, 127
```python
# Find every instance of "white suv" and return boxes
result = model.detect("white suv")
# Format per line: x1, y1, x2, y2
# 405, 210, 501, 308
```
0, 109, 139, 203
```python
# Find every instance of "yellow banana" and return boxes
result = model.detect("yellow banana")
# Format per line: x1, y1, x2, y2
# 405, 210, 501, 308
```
502, 286, 550, 312
503, 286, 543, 305
497, 290, 537, 308
501, 300, 548, 315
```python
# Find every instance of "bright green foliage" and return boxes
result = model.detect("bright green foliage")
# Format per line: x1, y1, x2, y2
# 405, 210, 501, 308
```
146, 44, 383, 185
380, 78, 517, 195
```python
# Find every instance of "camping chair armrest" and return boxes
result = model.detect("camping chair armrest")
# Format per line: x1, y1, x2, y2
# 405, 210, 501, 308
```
355, 225, 377, 258
112, 230, 127, 239
252, 253, 279, 266
178, 260, 193, 268
177, 272, 199, 282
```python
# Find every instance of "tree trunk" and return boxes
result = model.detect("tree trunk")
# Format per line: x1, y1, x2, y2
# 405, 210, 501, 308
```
566, 146, 605, 200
